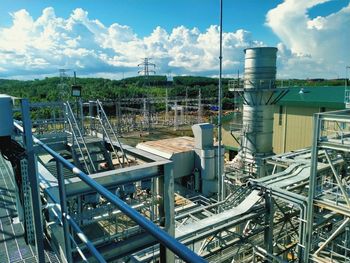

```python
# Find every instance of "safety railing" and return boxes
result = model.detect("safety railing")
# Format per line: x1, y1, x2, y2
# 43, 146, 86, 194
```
96, 99, 129, 167
14, 121, 206, 263
64, 102, 97, 174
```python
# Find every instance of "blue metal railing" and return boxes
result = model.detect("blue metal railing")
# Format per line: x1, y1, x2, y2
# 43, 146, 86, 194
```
14, 121, 206, 263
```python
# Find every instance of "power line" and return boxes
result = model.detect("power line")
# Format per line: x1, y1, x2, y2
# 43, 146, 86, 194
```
138, 58, 156, 87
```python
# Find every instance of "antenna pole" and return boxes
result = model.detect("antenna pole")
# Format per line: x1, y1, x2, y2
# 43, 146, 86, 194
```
218, 0, 224, 201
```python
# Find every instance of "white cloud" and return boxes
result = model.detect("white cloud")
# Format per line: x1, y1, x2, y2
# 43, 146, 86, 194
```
267, 0, 350, 78
0, 3, 348, 80
0, 7, 257, 79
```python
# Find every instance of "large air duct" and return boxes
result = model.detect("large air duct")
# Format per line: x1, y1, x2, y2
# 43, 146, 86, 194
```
231, 47, 288, 178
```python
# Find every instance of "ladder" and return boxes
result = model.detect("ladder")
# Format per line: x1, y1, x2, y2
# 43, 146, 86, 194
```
64, 102, 97, 174
96, 100, 129, 168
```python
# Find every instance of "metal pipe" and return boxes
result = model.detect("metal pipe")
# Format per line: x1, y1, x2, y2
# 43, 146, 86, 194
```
14, 122, 206, 263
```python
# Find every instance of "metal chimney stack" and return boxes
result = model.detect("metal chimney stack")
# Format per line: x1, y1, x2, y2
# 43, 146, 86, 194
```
231, 47, 288, 178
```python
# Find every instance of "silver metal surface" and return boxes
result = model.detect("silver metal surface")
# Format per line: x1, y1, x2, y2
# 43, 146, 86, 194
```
14, 121, 206, 263
0, 94, 13, 136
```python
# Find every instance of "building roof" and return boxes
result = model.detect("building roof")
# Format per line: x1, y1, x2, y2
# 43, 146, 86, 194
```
277, 86, 345, 108
136, 136, 194, 159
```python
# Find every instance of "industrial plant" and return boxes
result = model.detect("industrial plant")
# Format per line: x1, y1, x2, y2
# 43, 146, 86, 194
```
0, 46, 349, 263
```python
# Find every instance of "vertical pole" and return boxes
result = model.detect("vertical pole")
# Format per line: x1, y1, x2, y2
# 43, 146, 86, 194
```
56, 162, 73, 263
77, 195, 82, 226
148, 99, 151, 133
264, 191, 274, 256
53, 108, 56, 132
218, 0, 224, 201
20, 99, 46, 263
185, 87, 188, 124
180, 106, 184, 125
174, 101, 178, 131
198, 88, 202, 123
345, 66, 349, 107
305, 113, 321, 262
345, 66, 348, 90
80, 99, 84, 135
143, 98, 147, 128
164, 163, 175, 262
117, 97, 121, 134
157, 175, 166, 262
165, 87, 169, 124
89, 101, 93, 135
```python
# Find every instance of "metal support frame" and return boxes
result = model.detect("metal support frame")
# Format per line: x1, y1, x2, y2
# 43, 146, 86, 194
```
20, 159, 35, 243
20, 99, 46, 263
56, 162, 73, 263
305, 110, 350, 262
14, 121, 205, 263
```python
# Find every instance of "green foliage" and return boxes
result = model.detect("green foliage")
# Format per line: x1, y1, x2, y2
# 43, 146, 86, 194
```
0, 76, 344, 112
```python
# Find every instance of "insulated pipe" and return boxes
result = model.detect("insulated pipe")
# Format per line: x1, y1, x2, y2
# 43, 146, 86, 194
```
14, 122, 206, 263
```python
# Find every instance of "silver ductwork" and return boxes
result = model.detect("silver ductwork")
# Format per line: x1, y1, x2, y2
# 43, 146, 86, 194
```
241, 47, 277, 159
231, 47, 288, 178
192, 123, 224, 196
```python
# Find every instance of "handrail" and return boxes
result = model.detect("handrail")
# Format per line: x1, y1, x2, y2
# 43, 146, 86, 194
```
65, 102, 97, 173
96, 100, 129, 167
95, 102, 123, 167
14, 121, 206, 263
65, 107, 91, 174
44, 190, 106, 263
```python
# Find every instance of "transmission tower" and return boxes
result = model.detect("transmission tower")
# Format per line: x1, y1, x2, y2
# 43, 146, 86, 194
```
138, 58, 156, 87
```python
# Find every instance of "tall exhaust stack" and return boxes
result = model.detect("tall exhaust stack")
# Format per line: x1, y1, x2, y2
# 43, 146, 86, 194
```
231, 47, 287, 178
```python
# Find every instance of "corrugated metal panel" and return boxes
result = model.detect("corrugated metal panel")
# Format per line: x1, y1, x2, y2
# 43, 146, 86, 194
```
272, 109, 284, 154
225, 103, 343, 154
284, 107, 314, 152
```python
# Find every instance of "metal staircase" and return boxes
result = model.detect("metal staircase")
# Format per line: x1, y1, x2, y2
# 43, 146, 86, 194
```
64, 102, 97, 174
96, 99, 129, 168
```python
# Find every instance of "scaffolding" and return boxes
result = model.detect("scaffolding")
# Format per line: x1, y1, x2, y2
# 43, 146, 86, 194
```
306, 109, 350, 262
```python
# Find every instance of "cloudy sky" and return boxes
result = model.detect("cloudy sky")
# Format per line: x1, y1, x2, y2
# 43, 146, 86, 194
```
0, 0, 349, 80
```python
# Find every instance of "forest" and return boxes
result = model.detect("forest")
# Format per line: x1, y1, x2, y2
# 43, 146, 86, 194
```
0, 75, 344, 110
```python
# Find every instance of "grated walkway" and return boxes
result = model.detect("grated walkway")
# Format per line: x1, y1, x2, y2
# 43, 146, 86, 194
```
0, 156, 60, 263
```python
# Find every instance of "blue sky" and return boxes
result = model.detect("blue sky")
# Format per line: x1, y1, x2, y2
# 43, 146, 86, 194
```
0, 0, 349, 79
0, 0, 282, 43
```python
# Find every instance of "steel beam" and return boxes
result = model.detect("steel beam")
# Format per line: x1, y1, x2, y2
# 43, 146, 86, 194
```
305, 113, 321, 262
56, 162, 73, 263
20, 99, 46, 263
14, 122, 206, 263
55, 160, 170, 197
324, 150, 350, 207
314, 217, 349, 256
264, 191, 274, 256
